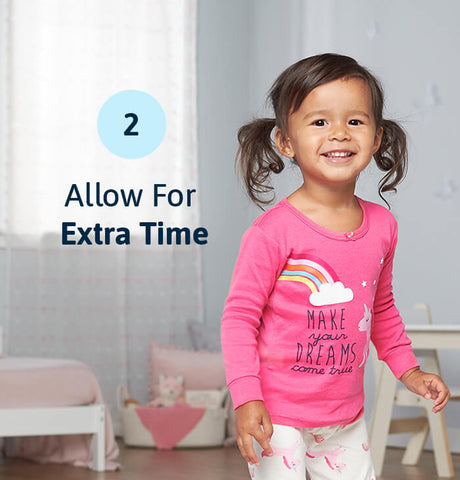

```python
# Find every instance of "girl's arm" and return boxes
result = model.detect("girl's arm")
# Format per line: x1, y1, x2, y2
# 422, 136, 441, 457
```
371, 219, 420, 378
221, 224, 284, 463
221, 224, 284, 409
372, 217, 450, 411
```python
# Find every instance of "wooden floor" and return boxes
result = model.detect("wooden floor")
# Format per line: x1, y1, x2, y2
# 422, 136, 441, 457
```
1, 439, 460, 479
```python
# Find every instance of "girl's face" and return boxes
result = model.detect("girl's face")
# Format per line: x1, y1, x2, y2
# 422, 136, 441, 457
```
275, 77, 383, 192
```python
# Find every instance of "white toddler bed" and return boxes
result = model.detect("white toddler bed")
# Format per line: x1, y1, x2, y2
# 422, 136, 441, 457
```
0, 328, 119, 471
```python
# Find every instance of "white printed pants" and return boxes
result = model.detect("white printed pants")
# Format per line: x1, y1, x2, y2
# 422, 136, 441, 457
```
248, 417, 375, 480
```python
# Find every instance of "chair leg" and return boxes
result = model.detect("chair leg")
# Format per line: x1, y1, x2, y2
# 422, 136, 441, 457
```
420, 343, 454, 477
426, 408, 454, 478
401, 420, 429, 465
369, 364, 398, 477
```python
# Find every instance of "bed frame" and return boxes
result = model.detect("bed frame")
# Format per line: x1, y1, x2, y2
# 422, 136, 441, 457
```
0, 326, 106, 471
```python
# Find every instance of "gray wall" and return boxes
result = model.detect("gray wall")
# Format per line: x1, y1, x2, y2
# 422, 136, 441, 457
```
197, 0, 306, 327
198, 0, 460, 451
196, 0, 252, 326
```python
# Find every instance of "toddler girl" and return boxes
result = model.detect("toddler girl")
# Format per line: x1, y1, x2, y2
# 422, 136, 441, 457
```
221, 53, 450, 480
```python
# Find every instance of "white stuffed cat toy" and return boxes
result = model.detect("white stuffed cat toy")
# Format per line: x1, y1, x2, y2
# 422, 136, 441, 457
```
149, 374, 185, 407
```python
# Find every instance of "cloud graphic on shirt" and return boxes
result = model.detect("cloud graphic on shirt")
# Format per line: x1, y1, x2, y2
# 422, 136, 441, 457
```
309, 282, 354, 307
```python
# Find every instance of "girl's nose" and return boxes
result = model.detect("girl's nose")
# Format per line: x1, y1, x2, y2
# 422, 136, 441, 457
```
328, 124, 350, 141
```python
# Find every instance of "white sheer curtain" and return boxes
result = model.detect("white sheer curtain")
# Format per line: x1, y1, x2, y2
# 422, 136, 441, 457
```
0, 0, 202, 433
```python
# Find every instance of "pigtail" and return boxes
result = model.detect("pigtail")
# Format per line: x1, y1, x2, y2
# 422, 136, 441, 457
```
374, 119, 408, 207
235, 118, 284, 209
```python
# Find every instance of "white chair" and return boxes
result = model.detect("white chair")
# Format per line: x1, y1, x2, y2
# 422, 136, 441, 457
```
369, 304, 460, 478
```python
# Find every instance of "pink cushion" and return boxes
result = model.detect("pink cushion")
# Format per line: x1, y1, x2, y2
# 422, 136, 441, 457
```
148, 342, 226, 400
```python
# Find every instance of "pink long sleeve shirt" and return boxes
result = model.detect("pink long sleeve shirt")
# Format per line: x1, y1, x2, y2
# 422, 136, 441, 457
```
221, 197, 419, 428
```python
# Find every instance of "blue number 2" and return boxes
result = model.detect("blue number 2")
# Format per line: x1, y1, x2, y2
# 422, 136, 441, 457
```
124, 113, 139, 136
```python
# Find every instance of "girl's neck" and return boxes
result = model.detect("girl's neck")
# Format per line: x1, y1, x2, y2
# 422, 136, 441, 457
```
287, 181, 363, 233
291, 180, 357, 209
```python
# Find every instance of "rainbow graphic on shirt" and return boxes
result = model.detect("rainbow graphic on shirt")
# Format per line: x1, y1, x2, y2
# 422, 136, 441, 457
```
278, 255, 353, 306
278, 257, 338, 292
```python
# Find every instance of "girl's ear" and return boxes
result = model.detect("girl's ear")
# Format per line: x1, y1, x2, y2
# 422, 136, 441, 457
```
373, 126, 384, 154
274, 128, 295, 158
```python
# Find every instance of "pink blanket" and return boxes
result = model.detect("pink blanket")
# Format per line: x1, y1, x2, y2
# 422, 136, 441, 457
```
135, 404, 206, 449
0, 357, 120, 470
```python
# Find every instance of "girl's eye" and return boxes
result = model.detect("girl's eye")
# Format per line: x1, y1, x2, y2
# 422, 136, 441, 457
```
349, 119, 363, 126
312, 120, 326, 126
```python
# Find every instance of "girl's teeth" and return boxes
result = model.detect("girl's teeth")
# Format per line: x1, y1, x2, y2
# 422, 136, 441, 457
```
325, 152, 352, 157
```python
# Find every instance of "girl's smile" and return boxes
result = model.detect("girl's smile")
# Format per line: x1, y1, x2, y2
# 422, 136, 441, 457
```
321, 150, 356, 164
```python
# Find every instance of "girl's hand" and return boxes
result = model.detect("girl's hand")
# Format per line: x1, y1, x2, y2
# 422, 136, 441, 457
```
400, 367, 451, 413
235, 400, 274, 466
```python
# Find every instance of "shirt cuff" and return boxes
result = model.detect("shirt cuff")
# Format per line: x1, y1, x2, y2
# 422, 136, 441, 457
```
228, 375, 264, 409
384, 348, 420, 379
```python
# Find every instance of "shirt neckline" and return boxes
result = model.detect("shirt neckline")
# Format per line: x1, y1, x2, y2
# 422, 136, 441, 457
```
280, 196, 369, 241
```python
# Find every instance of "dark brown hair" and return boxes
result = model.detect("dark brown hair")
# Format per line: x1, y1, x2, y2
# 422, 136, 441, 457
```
236, 53, 407, 209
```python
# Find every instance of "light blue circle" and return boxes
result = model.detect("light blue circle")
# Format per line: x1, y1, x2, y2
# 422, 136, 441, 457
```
97, 90, 166, 159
